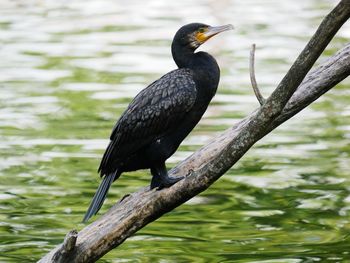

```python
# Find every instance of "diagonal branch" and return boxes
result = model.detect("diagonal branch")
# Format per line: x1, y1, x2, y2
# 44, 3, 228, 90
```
39, 1, 350, 262
263, 0, 350, 119
40, 42, 350, 263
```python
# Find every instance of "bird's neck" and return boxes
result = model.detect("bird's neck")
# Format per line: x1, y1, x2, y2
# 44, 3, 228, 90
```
172, 43, 220, 97
171, 42, 195, 69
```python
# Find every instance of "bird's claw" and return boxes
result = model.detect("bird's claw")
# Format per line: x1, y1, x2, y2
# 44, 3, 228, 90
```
150, 175, 184, 189
186, 169, 194, 177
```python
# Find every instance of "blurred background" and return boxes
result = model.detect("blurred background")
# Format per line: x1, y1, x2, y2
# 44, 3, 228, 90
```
0, 0, 349, 262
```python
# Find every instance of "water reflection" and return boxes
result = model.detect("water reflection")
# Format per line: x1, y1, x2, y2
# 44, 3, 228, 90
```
0, 0, 350, 262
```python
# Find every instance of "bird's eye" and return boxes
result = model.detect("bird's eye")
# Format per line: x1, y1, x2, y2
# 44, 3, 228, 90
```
198, 28, 206, 33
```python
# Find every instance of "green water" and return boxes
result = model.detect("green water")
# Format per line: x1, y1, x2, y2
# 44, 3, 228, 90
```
1, 0, 350, 262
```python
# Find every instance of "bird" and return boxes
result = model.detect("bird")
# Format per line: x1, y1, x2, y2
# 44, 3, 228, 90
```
83, 22, 234, 222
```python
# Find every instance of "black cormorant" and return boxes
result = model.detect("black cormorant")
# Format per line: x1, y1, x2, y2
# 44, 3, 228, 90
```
83, 23, 233, 222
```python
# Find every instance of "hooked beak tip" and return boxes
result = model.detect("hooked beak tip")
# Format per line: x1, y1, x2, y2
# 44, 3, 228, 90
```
208, 24, 234, 34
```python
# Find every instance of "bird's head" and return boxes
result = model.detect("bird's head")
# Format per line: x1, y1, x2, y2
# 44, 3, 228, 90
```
173, 23, 234, 50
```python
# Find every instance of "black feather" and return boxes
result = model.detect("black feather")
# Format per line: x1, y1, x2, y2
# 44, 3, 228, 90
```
83, 171, 118, 222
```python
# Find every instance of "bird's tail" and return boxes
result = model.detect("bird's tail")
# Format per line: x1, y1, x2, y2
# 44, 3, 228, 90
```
83, 171, 118, 223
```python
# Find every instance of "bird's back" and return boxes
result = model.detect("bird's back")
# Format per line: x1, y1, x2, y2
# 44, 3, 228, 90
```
98, 68, 198, 176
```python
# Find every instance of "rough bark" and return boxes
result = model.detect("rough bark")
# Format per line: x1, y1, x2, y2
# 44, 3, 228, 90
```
39, 1, 350, 262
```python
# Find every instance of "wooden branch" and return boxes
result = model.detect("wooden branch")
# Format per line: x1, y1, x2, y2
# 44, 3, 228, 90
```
270, 43, 350, 131
40, 43, 350, 263
263, 0, 350, 119
249, 44, 266, 106
39, 1, 350, 262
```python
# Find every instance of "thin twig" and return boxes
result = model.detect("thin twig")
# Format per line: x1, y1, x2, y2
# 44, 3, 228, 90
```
249, 43, 266, 105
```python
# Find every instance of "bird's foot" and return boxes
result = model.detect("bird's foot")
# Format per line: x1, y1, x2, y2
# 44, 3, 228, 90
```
150, 175, 184, 189
186, 169, 194, 177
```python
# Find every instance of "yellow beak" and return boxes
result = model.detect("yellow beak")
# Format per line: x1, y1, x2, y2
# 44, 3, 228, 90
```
196, 24, 234, 43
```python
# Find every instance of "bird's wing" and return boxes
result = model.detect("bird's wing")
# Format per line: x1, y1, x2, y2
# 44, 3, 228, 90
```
98, 68, 197, 176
